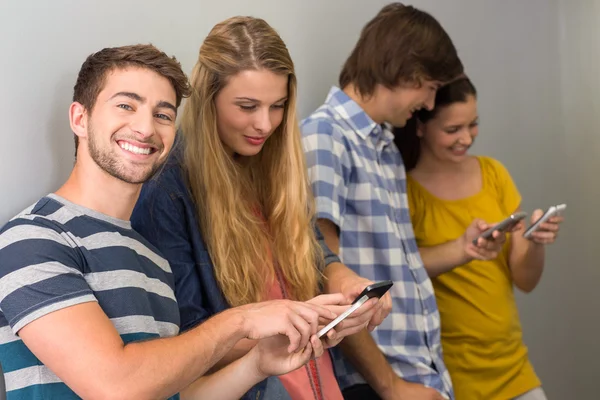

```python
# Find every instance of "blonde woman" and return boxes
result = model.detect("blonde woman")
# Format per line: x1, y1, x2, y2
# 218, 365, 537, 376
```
131, 16, 388, 400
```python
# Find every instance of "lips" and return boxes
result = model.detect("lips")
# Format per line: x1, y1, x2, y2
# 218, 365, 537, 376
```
450, 145, 469, 155
244, 136, 267, 146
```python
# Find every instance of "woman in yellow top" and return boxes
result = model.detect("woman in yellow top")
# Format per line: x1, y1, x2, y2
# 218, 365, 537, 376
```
394, 77, 564, 400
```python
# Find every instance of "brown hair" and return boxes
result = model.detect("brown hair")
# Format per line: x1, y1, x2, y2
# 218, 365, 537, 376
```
72, 44, 190, 156
394, 77, 477, 170
339, 2, 463, 97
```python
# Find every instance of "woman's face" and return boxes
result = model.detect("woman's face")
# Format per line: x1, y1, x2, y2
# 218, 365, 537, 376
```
215, 69, 288, 157
419, 94, 479, 163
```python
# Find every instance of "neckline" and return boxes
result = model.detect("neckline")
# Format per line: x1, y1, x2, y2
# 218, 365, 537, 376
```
407, 156, 487, 205
47, 193, 132, 229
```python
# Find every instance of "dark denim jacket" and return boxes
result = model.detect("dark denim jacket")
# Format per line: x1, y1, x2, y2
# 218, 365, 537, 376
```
131, 149, 341, 400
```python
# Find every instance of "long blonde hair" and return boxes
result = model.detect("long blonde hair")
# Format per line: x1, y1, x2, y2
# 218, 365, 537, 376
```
179, 16, 322, 307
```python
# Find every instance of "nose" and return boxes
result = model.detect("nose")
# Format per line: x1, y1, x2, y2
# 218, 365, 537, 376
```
130, 109, 156, 139
253, 107, 272, 134
459, 127, 474, 145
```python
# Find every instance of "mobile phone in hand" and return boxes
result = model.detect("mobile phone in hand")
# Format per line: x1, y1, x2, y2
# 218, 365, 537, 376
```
523, 204, 566, 239
317, 280, 393, 338
472, 211, 527, 245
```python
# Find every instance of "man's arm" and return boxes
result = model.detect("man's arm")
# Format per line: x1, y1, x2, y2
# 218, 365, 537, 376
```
318, 219, 402, 397
319, 219, 444, 399
18, 298, 334, 400
19, 302, 247, 400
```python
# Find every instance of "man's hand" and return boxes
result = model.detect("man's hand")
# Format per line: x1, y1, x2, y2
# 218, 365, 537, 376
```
384, 379, 446, 400
306, 293, 379, 347
239, 299, 336, 353
337, 275, 392, 332
461, 218, 515, 261
249, 334, 324, 379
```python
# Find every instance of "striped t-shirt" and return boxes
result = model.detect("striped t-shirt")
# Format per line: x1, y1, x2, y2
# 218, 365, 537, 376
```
0, 194, 180, 399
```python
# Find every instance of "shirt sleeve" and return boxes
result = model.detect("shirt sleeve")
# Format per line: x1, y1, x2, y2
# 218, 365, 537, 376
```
313, 223, 341, 270
487, 157, 522, 214
132, 178, 212, 332
0, 218, 96, 334
302, 118, 351, 229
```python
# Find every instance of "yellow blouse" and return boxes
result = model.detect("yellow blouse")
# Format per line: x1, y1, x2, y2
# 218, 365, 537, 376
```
407, 156, 540, 400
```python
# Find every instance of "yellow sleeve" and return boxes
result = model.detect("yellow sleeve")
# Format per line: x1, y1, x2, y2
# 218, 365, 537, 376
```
485, 157, 522, 214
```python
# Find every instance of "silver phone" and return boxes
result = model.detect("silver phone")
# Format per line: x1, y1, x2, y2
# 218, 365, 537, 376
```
317, 295, 368, 338
472, 211, 528, 245
523, 204, 566, 239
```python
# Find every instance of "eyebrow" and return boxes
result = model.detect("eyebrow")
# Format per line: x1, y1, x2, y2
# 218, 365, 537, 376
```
234, 96, 288, 103
109, 92, 177, 114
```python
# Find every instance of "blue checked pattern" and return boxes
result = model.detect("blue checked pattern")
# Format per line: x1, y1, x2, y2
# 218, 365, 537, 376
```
301, 87, 454, 399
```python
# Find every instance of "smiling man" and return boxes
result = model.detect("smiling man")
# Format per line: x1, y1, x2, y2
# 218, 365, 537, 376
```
0, 44, 341, 400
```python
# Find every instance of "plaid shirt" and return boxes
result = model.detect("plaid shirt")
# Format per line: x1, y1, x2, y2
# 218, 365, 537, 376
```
301, 87, 454, 399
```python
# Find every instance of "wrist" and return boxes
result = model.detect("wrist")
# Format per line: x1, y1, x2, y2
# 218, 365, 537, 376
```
455, 235, 473, 265
324, 262, 355, 293
375, 372, 402, 400
226, 307, 252, 342
244, 346, 268, 383
528, 239, 546, 252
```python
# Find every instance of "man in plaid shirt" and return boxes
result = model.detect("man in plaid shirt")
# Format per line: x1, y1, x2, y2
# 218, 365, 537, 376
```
302, 4, 465, 400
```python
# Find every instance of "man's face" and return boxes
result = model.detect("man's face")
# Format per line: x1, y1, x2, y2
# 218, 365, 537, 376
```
77, 67, 177, 184
380, 79, 442, 127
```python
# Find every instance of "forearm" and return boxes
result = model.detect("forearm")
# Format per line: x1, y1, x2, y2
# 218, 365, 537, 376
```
510, 241, 545, 293
339, 330, 398, 399
116, 308, 248, 399
181, 348, 264, 400
323, 261, 360, 293
420, 238, 469, 278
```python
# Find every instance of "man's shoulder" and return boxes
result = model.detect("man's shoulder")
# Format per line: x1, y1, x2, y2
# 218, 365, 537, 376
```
301, 103, 355, 141
1, 196, 74, 243
301, 113, 360, 167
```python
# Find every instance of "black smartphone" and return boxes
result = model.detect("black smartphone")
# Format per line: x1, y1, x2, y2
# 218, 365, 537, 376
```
352, 280, 394, 304
317, 280, 393, 338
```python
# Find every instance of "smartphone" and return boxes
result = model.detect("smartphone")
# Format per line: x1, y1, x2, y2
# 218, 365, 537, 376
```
523, 204, 566, 239
351, 280, 394, 304
317, 280, 393, 338
472, 211, 528, 245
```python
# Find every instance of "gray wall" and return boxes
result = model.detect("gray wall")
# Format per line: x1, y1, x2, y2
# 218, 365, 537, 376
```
0, 0, 596, 398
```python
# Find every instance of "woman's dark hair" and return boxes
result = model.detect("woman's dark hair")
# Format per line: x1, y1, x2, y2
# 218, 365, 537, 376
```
393, 77, 477, 170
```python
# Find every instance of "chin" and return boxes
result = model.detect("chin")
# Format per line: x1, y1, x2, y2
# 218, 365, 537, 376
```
236, 146, 264, 157
391, 117, 409, 128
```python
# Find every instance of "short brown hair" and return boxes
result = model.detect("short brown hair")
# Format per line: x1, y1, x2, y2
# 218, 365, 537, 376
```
72, 44, 191, 155
339, 3, 463, 97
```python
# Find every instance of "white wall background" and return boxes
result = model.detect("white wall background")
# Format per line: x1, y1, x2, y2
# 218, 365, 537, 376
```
0, 0, 597, 398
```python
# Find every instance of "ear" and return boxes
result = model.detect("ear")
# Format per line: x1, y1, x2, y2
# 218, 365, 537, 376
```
69, 102, 88, 140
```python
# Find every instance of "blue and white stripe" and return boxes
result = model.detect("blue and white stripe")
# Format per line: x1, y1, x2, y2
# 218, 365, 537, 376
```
0, 194, 180, 399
